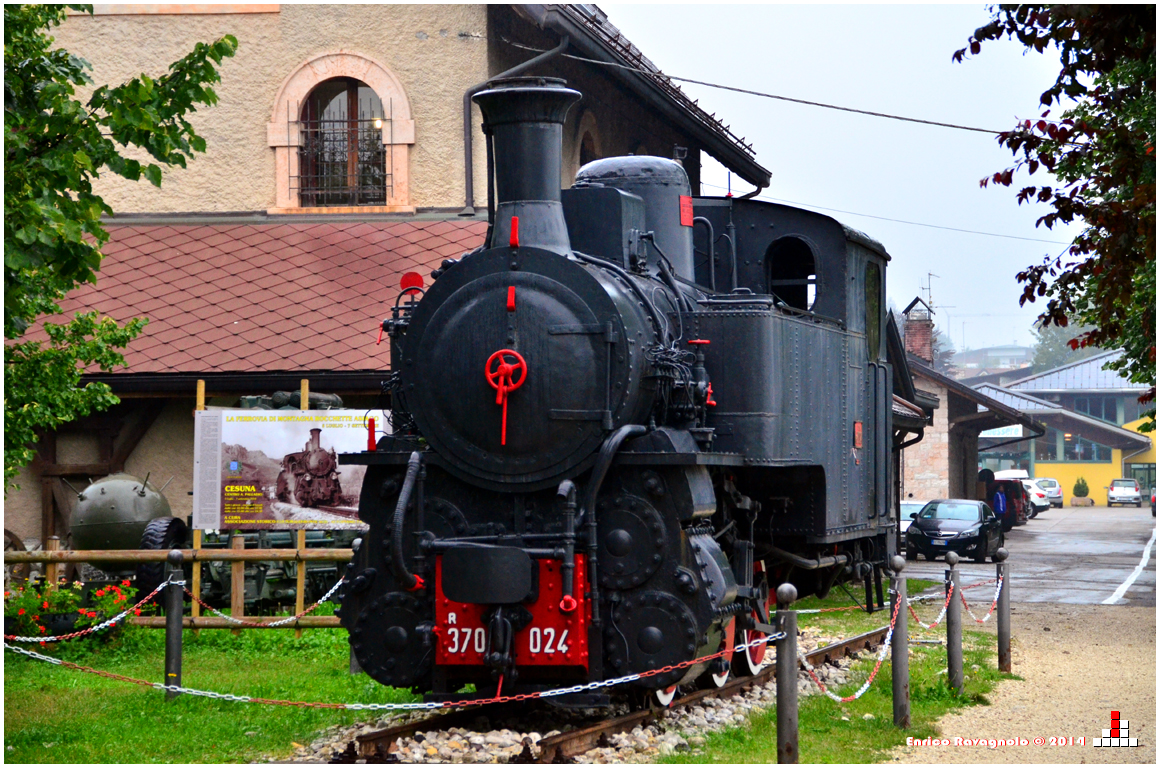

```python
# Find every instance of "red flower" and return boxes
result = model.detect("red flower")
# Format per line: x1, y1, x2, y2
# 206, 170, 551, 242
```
95, 589, 105, 597
32, 615, 39, 621
114, 597, 123, 604
38, 625, 46, 633
42, 600, 49, 610
4, 591, 9, 597
78, 608, 88, 615
87, 611, 97, 618
121, 580, 131, 587
17, 608, 24, 616
133, 608, 142, 616
39, 641, 46, 647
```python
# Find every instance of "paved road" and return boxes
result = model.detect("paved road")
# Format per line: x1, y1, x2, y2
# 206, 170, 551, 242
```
901, 504, 1156, 606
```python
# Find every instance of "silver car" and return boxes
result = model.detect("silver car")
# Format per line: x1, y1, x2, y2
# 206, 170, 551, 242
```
1033, 477, 1063, 508
1107, 478, 1143, 507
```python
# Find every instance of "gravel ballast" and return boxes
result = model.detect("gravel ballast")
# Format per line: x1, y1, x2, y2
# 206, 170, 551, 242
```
888, 603, 1155, 764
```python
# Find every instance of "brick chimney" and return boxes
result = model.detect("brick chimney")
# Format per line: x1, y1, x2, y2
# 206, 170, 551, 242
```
903, 298, 934, 363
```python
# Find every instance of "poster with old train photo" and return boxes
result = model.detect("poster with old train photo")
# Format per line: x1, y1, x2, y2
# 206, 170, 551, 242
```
193, 410, 373, 530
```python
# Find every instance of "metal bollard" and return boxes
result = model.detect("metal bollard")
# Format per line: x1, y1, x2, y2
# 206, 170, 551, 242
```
775, 583, 798, 764
889, 555, 910, 728
164, 549, 183, 700
944, 551, 962, 694
994, 548, 1010, 672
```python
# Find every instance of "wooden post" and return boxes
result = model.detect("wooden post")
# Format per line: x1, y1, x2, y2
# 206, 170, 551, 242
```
300, 379, 309, 410
196, 380, 206, 411
45, 536, 61, 585
231, 533, 245, 635
190, 529, 202, 635
295, 529, 306, 638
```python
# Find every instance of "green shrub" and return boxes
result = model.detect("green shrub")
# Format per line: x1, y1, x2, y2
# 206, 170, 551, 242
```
1074, 476, 1089, 497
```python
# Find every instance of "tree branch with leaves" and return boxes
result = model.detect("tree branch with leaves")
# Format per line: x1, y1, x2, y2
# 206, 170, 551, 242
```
3, 4, 237, 489
954, 4, 1155, 429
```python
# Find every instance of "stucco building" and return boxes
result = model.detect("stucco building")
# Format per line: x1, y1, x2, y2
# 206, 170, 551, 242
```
8, 4, 774, 547
898, 301, 1041, 502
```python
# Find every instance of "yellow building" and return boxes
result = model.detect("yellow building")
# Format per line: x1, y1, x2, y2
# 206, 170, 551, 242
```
976, 353, 1154, 505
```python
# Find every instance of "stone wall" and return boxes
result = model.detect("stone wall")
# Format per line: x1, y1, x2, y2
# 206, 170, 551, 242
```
53, 5, 490, 212
902, 382, 949, 501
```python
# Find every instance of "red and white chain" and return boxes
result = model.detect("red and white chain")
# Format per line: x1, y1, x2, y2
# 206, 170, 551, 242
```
960, 576, 1004, 624
5, 625, 786, 710
183, 577, 345, 627
801, 592, 902, 702
3, 579, 180, 644
907, 581, 955, 630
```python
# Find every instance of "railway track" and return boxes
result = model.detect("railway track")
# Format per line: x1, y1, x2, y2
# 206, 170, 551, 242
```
351, 624, 891, 762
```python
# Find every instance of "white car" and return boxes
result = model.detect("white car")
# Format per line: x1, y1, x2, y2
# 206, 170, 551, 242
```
1022, 480, 1050, 517
1108, 478, 1143, 507
1033, 477, 1063, 508
899, 499, 927, 551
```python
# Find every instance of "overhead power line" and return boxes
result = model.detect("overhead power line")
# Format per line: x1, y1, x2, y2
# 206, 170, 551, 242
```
699, 182, 1071, 245
503, 38, 1002, 135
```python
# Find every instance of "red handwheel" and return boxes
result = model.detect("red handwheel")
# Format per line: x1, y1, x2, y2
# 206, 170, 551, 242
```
485, 349, 527, 446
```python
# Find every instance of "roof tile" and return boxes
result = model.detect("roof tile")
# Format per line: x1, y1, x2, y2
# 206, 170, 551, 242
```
26, 220, 489, 374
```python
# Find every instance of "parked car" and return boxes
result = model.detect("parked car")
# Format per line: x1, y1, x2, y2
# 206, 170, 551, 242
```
1152, 487, 1156, 517
905, 499, 1005, 563
899, 499, 927, 552
1033, 477, 1063, 507
984, 478, 1027, 530
1022, 479, 1051, 517
1107, 478, 1143, 507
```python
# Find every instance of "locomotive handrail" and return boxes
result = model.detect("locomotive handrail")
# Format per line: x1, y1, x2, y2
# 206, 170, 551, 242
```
4, 548, 353, 564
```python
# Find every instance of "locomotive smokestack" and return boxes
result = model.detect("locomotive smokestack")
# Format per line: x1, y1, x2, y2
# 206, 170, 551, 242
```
309, 428, 322, 452
473, 77, 581, 255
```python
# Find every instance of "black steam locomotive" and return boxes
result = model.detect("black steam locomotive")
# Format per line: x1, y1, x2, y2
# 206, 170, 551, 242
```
338, 78, 900, 706
276, 427, 342, 508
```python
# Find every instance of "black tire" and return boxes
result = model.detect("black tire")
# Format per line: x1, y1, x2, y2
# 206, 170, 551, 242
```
973, 543, 987, 563
906, 548, 917, 561
135, 517, 188, 609
923, 553, 935, 561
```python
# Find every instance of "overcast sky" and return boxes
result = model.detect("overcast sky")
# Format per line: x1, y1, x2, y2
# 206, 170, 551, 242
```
599, 4, 1083, 351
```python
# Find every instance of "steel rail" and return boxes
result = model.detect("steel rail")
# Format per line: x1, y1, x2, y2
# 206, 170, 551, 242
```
352, 624, 891, 761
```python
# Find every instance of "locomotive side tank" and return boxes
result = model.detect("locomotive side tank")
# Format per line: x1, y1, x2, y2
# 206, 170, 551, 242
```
338, 76, 901, 705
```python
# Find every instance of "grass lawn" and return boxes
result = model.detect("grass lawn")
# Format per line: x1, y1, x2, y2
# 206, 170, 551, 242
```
662, 577, 1019, 764
6, 578, 1008, 764
4, 607, 417, 764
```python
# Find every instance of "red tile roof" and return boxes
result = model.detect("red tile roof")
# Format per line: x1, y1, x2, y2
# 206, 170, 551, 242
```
33, 220, 488, 374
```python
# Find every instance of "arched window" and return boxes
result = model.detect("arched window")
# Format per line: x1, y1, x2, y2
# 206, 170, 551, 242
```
579, 131, 598, 167
765, 237, 817, 311
268, 52, 415, 213
297, 78, 389, 207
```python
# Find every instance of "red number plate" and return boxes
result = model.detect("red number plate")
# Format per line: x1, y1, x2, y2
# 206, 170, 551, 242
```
435, 556, 589, 667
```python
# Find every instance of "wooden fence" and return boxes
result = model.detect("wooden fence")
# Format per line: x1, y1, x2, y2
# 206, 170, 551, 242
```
4, 533, 353, 631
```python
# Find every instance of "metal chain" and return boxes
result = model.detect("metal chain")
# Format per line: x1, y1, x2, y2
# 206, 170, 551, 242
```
907, 579, 955, 630
960, 576, 1004, 624
3, 578, 184, 644
182, 577, 345, 627
800, 590, 902, 703
5, 624, 785, 710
